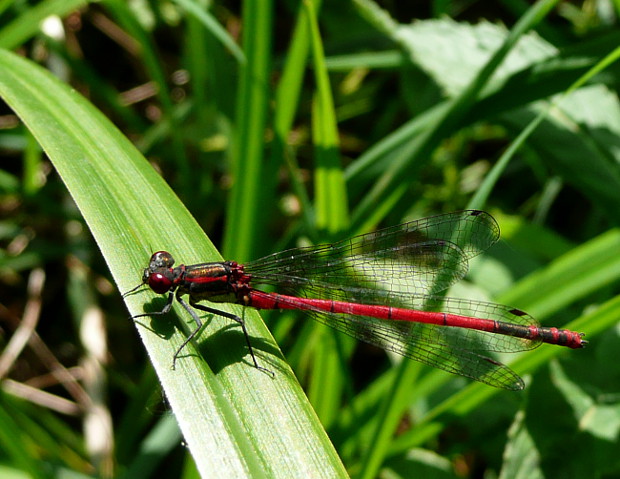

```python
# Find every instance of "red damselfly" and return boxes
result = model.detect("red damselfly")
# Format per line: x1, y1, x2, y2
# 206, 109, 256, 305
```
123, 210, 585, 390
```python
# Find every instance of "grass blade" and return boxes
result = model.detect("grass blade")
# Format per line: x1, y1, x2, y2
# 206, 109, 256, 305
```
0, 48, 347, 478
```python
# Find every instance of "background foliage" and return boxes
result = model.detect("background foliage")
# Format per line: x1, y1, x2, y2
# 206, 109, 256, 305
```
1, 0, 620, 478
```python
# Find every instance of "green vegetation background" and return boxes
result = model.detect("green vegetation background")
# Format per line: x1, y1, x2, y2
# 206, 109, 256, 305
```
0, 1, 619, 478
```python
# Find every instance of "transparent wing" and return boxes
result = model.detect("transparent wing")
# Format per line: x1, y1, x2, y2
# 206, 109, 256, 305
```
251, 290, 530, 390
247, 210, 499, 297
244, 210, 519, 389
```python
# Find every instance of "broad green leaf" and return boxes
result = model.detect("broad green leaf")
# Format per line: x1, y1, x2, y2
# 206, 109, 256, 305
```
0, 49, 346, 478
500, 411, 544, 479
386, 17, 620, 221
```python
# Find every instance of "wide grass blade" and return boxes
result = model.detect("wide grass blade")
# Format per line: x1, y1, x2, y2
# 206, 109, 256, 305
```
0, 49, 347, 478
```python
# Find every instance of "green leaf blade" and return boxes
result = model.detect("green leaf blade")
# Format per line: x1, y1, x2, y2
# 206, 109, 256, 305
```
0, 48, 347, 478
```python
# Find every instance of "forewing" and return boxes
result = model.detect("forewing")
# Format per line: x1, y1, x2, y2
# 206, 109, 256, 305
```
247, 210, 499, 297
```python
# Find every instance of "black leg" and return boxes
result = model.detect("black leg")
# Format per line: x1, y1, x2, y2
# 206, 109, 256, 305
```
187, 299, 273, 376
130, 292, 175, 319
129, 290, 272, 375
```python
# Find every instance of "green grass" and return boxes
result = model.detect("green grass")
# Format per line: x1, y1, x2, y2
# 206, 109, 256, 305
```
1, 1, 620, 478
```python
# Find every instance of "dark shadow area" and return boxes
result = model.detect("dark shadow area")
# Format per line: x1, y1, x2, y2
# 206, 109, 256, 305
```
135, 297, 285, 376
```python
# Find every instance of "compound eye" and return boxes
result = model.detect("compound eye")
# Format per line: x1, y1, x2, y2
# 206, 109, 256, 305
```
148, 273, 173, 294
149, 251, 175, 269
